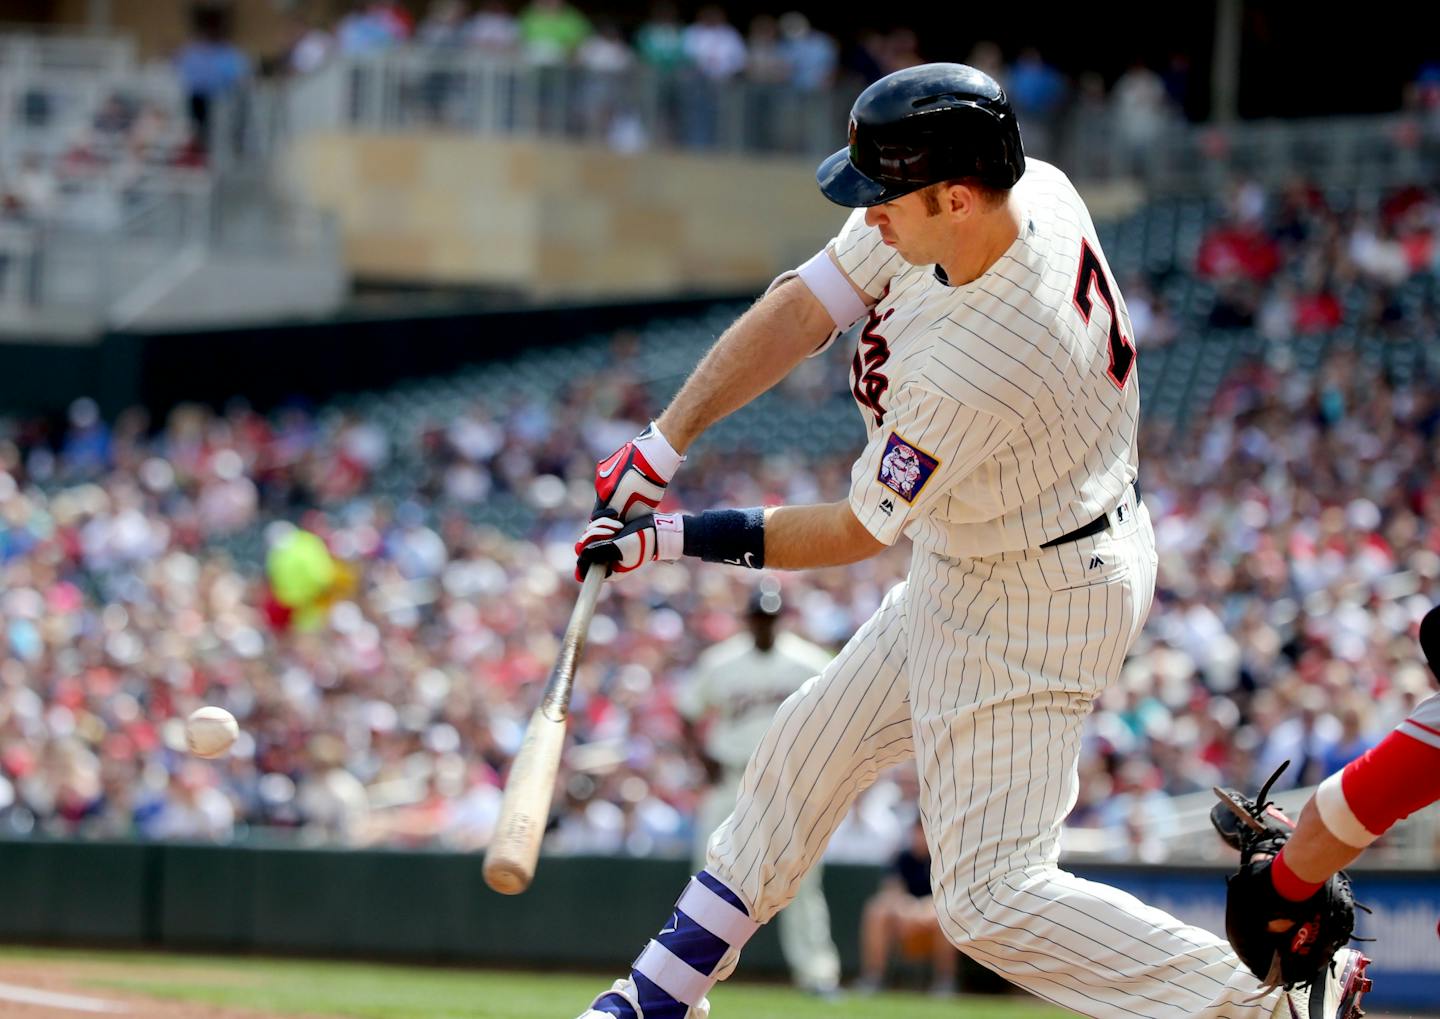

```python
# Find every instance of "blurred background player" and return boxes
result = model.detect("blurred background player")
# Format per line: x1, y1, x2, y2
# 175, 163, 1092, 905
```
854, 816, 956, 998
677, 579, 841, 999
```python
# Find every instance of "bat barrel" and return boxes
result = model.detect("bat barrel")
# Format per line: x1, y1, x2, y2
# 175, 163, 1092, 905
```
483, 568, 606, 894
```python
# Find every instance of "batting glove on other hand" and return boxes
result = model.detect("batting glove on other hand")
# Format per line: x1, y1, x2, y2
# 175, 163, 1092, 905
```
574, 511, 685, 581
593, 422, 684, 522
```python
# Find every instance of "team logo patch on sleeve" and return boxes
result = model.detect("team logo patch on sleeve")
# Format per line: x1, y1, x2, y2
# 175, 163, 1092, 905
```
877, 433, 939, 503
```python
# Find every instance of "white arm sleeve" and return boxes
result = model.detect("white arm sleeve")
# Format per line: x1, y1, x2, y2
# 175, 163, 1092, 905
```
764, 248, 869, 359
764, 207, 898, 359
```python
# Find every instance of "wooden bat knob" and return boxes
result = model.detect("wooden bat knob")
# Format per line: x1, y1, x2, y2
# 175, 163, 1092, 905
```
483, 857, 532, 895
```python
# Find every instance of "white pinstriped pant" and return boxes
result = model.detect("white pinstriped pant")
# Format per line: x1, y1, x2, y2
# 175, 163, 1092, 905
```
695, 779, 840, 992
705, 499, 1284, 1017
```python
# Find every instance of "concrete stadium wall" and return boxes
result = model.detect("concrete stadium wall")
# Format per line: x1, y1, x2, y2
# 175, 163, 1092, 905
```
283, 135, 843, 299
0, 839, 1436, 1009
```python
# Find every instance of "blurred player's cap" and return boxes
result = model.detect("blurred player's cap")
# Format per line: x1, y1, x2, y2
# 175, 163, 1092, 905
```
748, 578, 783, 618
1420, 604, 1440, 680
817, 62, 1026, 208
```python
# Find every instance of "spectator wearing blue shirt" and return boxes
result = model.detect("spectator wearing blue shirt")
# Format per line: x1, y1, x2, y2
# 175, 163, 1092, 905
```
174, 5, 251, 149
1319, 703, 1378, 779
777, 12, 836, 93
1006, 47, 1067, 157
59, 398, 110, 480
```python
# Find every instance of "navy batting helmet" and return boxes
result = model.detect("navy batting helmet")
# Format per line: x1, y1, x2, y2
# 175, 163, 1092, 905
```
817, 63, 1025, 208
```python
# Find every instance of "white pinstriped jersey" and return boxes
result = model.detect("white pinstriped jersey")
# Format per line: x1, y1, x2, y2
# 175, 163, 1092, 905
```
676, 632, 834, 772
1399, 692, 1440, 749
830, 158, 1139, 559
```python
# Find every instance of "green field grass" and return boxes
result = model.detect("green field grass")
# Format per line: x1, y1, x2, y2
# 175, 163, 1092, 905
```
0, 947, 1067, 1019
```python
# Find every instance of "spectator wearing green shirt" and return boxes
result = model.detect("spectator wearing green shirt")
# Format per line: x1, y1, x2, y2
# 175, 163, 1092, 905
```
635, 2, 688, 73
634, 2, 688, 145
518, 0, 590, 66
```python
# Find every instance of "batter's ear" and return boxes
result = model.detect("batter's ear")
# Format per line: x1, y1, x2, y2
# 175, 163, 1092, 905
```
945, 182, 974, 217
946, 180, 992, 220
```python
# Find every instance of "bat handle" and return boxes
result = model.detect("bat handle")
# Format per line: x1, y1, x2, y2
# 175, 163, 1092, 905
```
542, 566, 607, 722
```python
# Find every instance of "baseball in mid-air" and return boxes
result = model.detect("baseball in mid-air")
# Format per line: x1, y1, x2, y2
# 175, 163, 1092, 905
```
185, 706, 239, 759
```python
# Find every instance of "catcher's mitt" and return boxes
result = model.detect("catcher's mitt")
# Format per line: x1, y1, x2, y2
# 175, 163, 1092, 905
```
1210, 762, 1363, 992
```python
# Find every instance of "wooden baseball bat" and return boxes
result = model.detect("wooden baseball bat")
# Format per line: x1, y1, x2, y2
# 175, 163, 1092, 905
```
483, 567, 606, 894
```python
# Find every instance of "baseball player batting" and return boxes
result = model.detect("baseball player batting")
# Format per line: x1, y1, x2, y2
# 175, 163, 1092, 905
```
573, 63, 1372, 1019
677, 581, 841, 998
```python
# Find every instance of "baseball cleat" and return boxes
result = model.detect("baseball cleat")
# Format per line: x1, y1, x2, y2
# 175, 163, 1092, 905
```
576, 978, 710, 1019
1271, 949, 1372, 1019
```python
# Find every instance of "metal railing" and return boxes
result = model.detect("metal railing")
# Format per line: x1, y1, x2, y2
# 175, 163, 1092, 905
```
208, 50, 1440, 195
0, 30, 344, 335
0, 171, 210, 322
0, 28, 135, 76
0, 166, 341, 334
1063, 782, 1440, 868
209, 52, 853, 171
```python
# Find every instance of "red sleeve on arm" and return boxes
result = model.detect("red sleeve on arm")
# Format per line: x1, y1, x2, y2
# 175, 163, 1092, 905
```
1340, 729, 1440, 836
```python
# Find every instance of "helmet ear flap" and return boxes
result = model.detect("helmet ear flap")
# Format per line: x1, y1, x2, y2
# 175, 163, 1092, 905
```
931, 102, 1024, 187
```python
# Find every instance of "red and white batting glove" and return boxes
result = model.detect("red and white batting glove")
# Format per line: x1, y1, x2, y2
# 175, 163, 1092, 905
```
574, 511, 684, 581
593, 422, 684, 522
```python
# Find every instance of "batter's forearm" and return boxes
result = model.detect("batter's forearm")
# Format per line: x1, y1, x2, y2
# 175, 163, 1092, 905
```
657, 281, 835, 453
762, 501, 887, 570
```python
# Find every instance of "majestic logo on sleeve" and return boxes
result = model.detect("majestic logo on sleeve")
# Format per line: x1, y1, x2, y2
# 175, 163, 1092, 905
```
851, 289, 893, 426
877, 432, 939, 503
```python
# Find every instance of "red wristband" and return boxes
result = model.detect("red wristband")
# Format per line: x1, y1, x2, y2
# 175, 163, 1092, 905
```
1271, 848, 1324, 902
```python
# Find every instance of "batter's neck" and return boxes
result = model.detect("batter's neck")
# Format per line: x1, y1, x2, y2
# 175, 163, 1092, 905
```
939, 201, 1023, 288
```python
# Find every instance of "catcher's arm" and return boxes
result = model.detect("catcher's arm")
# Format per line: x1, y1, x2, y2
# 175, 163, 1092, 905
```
1277, 798, 1365, 890
1267, 607, 1440, 888
1282, 720, 1440, 885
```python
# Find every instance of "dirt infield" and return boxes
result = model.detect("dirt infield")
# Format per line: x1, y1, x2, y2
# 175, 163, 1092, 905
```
0, 959, 314, 1019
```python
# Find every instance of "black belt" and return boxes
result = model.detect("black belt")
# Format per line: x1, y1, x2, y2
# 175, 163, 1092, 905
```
1039, 482, 1138, 550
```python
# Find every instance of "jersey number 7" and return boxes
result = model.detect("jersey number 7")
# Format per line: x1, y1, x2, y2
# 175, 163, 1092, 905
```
1072, 240, 1136, 390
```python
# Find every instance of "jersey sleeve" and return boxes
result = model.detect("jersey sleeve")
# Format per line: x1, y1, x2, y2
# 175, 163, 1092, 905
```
848, 381, 1014, 545
830, 207, 905, 299
1397, 691, 1440, 749
1320, 707, 1440, 847
780, 634, 834, 680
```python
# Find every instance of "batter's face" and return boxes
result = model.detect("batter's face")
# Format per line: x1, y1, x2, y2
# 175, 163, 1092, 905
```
863, 187, 961, 266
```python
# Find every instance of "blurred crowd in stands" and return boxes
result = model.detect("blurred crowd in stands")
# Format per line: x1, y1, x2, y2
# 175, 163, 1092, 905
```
1195, 179, 1440, 341
3, 182, 1439, 865
5, 2, 1440, 236
261, 0, 1193, 158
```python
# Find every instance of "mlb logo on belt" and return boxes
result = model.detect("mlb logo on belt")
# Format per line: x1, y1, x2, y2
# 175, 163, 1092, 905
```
876, 432, 939, 503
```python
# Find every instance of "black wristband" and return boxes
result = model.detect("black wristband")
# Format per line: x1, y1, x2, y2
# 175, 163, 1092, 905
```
682, 508, 765, 569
